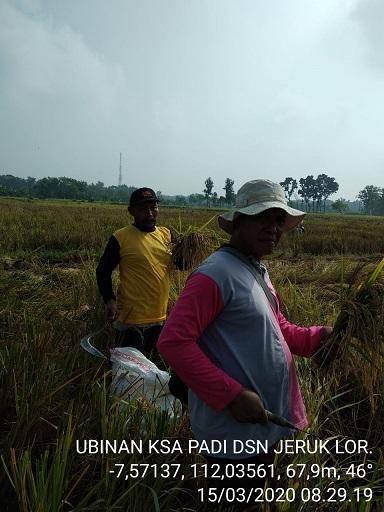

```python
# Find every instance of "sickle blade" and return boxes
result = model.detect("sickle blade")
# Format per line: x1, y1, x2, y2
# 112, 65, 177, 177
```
80, 334, 108, 359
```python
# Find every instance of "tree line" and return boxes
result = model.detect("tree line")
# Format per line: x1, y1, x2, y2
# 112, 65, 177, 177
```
0, 175, 138, 203
202, 174, 384, 215
0, 174, 237, 208
200, 174, 340, 212
202, 174, 341, 213
0, 173, 383, 215
279, 174, 339, 212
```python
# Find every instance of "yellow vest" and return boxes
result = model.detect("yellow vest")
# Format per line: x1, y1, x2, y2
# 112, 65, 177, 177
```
113, 225, 171, 325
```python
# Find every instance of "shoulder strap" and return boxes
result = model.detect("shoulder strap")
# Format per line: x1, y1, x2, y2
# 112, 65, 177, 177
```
218, 246, 278, 314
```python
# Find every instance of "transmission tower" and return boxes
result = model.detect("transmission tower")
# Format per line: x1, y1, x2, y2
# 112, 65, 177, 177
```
118, 152, 122, 186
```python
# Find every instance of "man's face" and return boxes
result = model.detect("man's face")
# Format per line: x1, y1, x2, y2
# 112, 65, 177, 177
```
231, 208, 286, 259
129, 201, 159, 231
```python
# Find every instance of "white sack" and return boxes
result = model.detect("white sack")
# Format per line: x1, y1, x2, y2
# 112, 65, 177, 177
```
110, 347, 181, 415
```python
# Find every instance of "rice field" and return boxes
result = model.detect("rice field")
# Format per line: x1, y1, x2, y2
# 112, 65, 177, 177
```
1, 197, 383, 511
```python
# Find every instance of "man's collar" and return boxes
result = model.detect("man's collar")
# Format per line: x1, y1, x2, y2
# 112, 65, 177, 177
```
221, 243, 266, 275
248, 255, 267, 275
132, 223, 156, 233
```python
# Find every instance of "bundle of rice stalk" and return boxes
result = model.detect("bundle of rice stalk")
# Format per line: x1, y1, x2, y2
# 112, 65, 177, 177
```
170, 216, 221, 271
315, 257, 384, 410
313, 259, 384, 466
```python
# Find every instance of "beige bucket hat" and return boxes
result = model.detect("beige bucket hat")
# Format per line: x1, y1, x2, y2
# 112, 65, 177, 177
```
218, 179, 306, 234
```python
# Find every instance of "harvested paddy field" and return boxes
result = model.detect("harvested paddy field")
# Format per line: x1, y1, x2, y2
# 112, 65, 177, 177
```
1, 197, 383, 511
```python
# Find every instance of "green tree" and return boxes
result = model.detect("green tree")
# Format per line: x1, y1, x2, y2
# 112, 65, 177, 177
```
332, 198, 349, 214
0, 174, 30, 195
280, 177, 297, 205
26, 176, 36, 195
188, 193, 205, 205
223, 178, 235, 206
33, 176, 88, 199
377, 192, 384, 215
88, 181, 107, 201
357, 185, 383, 215
298, 176, 316, 212
316, 174, 339, 212
0, 185, 10, 196
111, 185, 136, 203
203, 177, 214, 207
174, 195, 187, 206
34, 177, 59, 198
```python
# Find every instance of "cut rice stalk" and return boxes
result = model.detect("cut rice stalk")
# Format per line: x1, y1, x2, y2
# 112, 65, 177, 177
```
314, 257, 384, 409
314, 258, 384, 464
170, 216, 222, 270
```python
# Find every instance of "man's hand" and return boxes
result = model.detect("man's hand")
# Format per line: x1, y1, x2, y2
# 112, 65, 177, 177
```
228, 389, 268, 424
105, 299, 118, 322
312, 326, 336, 367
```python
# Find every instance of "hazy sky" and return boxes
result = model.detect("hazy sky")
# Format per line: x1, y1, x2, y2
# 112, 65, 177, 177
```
1, 0, 383, 199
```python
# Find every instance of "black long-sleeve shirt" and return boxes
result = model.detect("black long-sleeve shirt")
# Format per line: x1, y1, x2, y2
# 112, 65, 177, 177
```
96, 235, 120, 303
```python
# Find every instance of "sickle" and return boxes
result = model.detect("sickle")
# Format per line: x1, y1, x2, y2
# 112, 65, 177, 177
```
266, 410, 300, 430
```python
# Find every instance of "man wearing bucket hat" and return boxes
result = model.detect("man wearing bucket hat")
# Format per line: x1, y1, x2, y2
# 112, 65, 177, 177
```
96, 187, 172, 359
158, 179, 333, 502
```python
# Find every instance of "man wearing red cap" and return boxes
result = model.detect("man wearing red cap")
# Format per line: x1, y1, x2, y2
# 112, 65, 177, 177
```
96, 187, 171, 358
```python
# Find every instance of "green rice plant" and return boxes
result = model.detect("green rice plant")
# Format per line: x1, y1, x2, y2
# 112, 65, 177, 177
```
68, 376, 199, 510
2, 411, 75, 512
168, 270, 189, 311
274, 376, 384, 511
